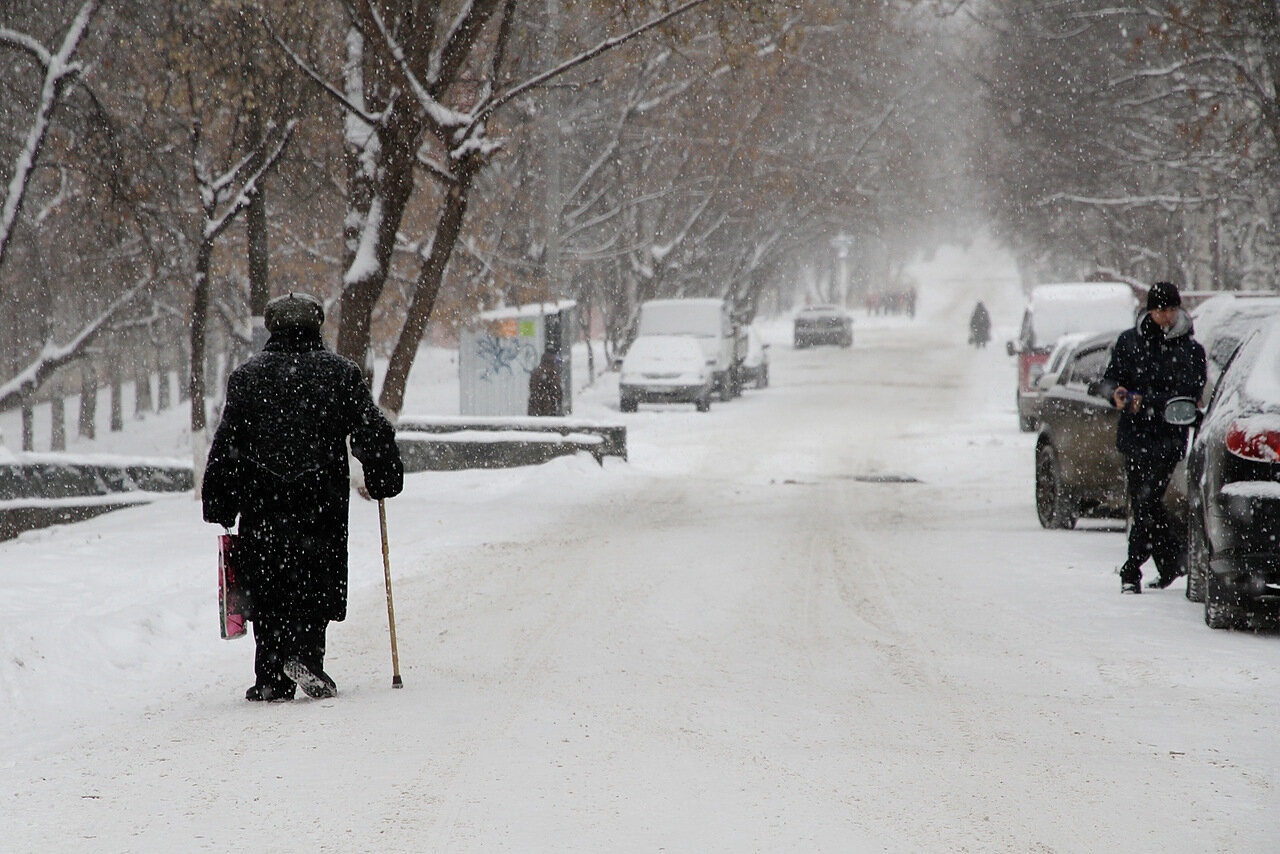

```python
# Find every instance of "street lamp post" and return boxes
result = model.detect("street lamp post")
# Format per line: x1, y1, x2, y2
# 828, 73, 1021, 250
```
830, 233, 853, 307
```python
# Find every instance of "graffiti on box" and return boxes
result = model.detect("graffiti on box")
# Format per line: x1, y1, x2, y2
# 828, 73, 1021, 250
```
474, 334, 538, 382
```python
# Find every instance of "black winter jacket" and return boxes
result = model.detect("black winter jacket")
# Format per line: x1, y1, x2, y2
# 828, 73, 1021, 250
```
527, 353, 563, 416
1100, 311, 1206, 458
202, 328, 404, 622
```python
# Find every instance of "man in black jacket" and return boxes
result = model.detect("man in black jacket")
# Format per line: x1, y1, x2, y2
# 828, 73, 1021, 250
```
203, 293, 404, 701
1100, 281, 1206, 594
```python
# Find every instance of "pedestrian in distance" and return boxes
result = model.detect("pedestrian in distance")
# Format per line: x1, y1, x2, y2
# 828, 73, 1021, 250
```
527, 347, 564, 417
968, 301, 991, 348
1098, 281, 1206, 594
202, 292, 404, 702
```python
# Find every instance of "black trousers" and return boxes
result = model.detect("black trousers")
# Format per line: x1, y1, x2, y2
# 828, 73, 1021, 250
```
1121, 447, 1184, 583
251, 613, 327, 692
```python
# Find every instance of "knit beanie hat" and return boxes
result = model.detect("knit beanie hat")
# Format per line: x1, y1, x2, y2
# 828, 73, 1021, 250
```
1146, 281, 1181, 311
265, 292, 325, 332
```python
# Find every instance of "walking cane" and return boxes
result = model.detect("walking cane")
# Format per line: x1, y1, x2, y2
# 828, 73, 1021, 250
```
378, 500, 403, 688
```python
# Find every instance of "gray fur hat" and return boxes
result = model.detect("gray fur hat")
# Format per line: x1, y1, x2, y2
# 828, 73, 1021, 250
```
265, 292, 325, 332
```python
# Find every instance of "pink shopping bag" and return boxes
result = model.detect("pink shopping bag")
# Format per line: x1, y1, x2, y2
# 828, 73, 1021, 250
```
218, 534, 248, 640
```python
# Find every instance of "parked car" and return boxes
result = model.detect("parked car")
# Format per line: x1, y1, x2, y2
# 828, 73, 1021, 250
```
1033, 328, 1187, 530
1018, 332, 1089, 431
1157, 295, 1280, 567
739, 325, 770, 389
1179, 315, 1280, 628
618, 335, 714, 413
638, 298, 743, 400
794, 305, 853, 348
1009, 283, 1138, 431
1034, 331, 1127, 528
1189, 293, 1280, 400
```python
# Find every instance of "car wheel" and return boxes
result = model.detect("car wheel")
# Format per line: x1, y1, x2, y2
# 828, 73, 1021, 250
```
1035, 445, 1076, 529
695, 393, 711, 413
1185, 504, 1208, 603
619, 395, 637, 413
1204, 568, 1244, 630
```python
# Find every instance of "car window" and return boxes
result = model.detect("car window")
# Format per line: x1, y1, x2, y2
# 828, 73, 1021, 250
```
1046, 345, 1071, 374
1063, 346, 1109, 387
1208, 335, 1240, 368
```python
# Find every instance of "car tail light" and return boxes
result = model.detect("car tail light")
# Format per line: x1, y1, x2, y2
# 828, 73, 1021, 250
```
1225, 421, 1280, 463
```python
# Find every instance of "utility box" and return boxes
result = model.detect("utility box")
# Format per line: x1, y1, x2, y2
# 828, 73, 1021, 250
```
459, 301, 577, 416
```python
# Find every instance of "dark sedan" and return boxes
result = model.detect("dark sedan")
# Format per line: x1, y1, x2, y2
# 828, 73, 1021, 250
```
1181, 315, 1280, 629
794, 305, 853, 348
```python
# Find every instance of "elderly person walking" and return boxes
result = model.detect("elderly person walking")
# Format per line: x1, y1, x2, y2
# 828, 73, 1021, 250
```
203, 293, 403, 701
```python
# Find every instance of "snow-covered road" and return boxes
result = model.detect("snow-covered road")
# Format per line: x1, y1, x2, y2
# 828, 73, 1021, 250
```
2, 245, 1277, 852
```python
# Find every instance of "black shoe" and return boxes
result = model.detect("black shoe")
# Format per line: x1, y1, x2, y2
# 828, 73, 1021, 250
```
283, 658, 337, 699
1121, 580, 1142, 594
246, 683, 294, 702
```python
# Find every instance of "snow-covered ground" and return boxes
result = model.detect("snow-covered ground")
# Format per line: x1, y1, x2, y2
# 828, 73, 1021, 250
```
2, 239, 1278, 852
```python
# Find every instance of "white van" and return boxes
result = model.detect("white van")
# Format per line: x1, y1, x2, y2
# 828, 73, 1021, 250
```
637, 298, 742, 398
619, 335, 714, 412
1008, 282, 1138, 431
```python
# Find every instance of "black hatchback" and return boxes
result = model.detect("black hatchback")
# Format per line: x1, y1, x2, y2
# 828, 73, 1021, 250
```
1182, 315, 1280, 629
793, 305, 853, 348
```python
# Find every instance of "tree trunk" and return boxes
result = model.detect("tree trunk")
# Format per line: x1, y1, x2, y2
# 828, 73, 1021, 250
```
190, 241, 212, 434
50, 378, 66, 451
156, 351, 170, 411
379, 159, 478, 416
110, 369, 123, 432
78, 364, 97, 439
134, 357, 153, 416
21, 391, 34, 451
335, 112, 420, 375
178, 340, 191, 403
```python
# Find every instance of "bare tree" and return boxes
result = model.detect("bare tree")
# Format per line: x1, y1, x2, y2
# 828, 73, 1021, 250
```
0, 0, 99, 270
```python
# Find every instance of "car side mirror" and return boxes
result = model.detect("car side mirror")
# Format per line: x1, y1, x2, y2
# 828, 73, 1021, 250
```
1163, 396, 1200, 427
1006, 341, 1016, 356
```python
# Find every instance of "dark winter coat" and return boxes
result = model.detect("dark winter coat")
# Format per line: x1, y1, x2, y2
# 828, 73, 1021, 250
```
1100, 310, 1206, 458
202, 327, 404, 623
969, 302, 991, 345
527, 352, 563, 417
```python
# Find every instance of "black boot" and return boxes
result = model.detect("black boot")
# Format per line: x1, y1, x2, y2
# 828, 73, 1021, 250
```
245, 683, 295, 702
284, 658, 337, 699
1119, 562, 1142, 594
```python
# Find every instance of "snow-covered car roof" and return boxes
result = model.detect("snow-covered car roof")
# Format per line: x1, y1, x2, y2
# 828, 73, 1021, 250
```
1026, 283, 1137, 346
1191, 293, 1280, 369
1191, 292, 1280, 334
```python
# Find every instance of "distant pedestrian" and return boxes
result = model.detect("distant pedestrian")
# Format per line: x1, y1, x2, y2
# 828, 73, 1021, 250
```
202, 292, 404, 701
968, 301, 991, 347
1099, 281, 1205, 593
527, 348, 563, 416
